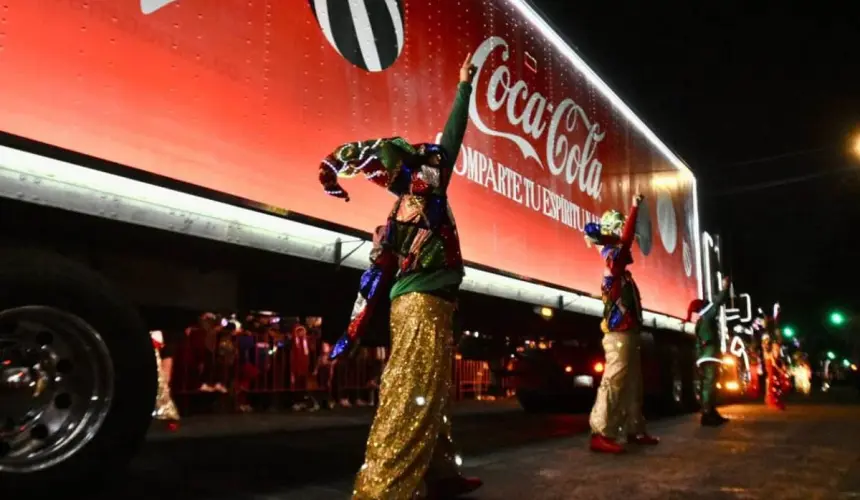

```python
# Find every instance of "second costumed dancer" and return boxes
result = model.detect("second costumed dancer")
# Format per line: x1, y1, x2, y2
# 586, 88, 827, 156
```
687, 275, 731, 426
585, 193, 660, 453
319, 55, 481, 499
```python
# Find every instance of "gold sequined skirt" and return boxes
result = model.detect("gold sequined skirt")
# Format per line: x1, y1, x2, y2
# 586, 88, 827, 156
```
353, 292, 461, 500
589, 332, 646, 439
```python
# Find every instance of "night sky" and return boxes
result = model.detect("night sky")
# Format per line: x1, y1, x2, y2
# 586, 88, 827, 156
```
531, 1, 860, 351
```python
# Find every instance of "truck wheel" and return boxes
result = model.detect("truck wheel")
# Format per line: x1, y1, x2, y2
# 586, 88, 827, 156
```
0, 249, 156, 491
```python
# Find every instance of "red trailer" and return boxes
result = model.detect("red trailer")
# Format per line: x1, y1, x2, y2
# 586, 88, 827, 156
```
0, 0, 702, 488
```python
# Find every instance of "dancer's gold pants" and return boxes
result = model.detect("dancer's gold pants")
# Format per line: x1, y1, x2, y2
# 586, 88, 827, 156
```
589, 331, 646, 439
353, 292, 460, 499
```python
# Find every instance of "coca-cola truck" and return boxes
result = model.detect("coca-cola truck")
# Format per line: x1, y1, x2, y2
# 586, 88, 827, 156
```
0, 0, 702, 488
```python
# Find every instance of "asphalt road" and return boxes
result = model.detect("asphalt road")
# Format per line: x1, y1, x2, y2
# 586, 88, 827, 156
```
92, 389, 860, 500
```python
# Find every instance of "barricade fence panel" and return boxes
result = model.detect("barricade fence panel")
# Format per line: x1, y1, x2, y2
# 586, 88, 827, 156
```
166, 330, 513, 415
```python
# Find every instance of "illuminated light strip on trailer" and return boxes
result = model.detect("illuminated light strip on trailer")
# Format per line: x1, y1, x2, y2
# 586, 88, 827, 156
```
725, 307, 741, 321
702, 233, 729, 352
702, 232, 715, 303
739, 294, 752, 323
509, 0, 703, 300
0, 145, 694, 334
696, 357, 724, 366
729, 335, 750, 375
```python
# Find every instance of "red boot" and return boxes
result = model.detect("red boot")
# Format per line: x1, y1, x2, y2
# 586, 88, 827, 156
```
425, 475, 483, 498
590, 434, 625, 454
628, 433, 660, 445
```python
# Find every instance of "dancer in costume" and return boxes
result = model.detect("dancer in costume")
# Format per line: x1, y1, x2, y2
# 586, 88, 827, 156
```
319, 54, 481, 499
585, 194, 660, 454
686, 275, 731, 426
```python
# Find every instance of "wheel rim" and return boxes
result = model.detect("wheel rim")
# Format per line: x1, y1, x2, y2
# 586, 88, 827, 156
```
0, 306, 114, 473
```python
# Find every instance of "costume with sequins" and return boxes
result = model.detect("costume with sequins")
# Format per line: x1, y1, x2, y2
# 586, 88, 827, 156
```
319, 82, 472, 499
585, 203, 650, 440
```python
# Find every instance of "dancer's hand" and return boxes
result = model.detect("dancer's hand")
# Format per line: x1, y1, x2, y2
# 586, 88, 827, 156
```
633, 193, 644, 207
460, 53, 477, 84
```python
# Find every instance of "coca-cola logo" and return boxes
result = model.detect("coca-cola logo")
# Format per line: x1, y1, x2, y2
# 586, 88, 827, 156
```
469, 36, 606, 200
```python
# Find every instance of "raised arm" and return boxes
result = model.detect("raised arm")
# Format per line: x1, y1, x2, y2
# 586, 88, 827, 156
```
439, 82, 472, 163
438, 54, 476, 191
619, 194, 643, 251
703, 277, 731, 321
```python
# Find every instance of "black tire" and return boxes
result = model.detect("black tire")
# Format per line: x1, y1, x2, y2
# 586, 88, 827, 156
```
0, 249, 156, 491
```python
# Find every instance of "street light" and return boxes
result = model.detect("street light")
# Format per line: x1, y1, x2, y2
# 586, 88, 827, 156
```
829, 311, 846, 326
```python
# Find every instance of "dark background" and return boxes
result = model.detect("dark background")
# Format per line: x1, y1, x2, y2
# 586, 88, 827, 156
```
530, 1, 860, 357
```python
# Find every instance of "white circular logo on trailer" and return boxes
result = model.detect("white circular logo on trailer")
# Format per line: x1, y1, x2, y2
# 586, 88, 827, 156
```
684, 191, 695, 239
309, 0, 405, 72
141, 0, 178, 14
682, 239, 693, 277
635, 198, 653, 256
656, 191, 677, 254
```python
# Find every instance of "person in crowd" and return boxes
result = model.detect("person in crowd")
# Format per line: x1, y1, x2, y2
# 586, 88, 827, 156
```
233, 317, 258, 413
306, 316, 323, 375
314, 340, 337, 409
365, 346, 387, 407
584, 193, 659, 454
174, 312, 225, 394
290, 322, 320, 411
763, 333, 787, 410
686, 275, 731, 426
318, 53, 481, 499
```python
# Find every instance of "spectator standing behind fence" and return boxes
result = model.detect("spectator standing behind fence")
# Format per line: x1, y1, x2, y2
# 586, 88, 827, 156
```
235, 321, 258, 413
177, 312, 227, 394
315, 340, 336, 409
306, 316, 323, 374
291, 323, 320, 411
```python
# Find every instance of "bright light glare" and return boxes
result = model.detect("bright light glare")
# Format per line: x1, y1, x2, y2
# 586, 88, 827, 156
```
725, 381, 740, 391
540, 307, 553, 319
830, 311, 846, 326
593, 362, 604, 373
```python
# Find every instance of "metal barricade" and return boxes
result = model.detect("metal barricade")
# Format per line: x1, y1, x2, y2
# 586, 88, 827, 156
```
167, 331, 511, 415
